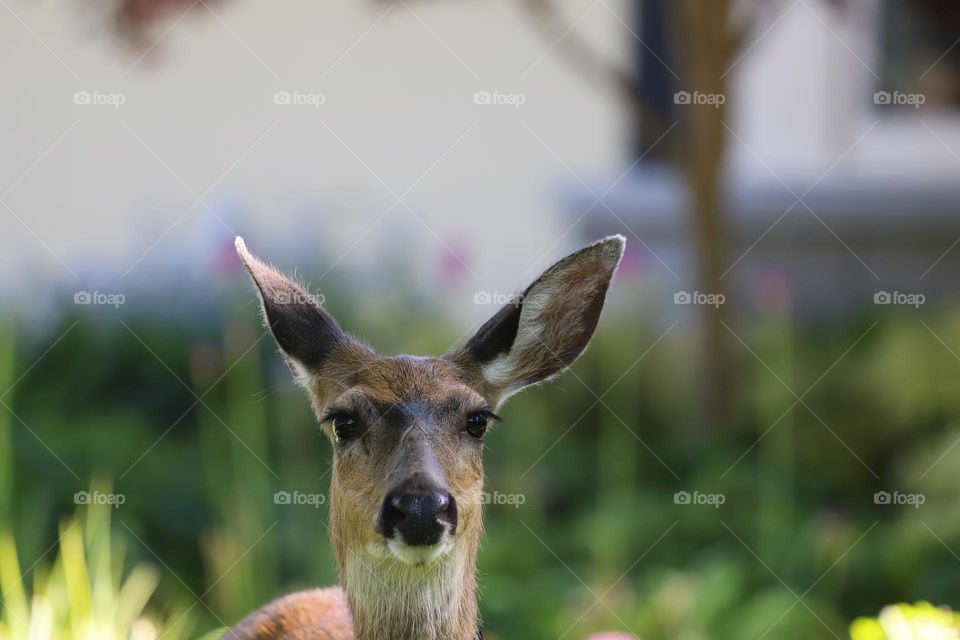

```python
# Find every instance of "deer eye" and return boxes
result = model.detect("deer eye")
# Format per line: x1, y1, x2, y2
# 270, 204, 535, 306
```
333, 415, 357, 440
324, 411, 358, 441
465, 410, 499, 439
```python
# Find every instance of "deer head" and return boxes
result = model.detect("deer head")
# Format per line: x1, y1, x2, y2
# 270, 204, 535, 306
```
236, 235, 625, 640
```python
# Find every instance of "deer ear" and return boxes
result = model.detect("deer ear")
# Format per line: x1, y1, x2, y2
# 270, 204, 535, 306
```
450, 235, 625, 403
235, 237, 354, 380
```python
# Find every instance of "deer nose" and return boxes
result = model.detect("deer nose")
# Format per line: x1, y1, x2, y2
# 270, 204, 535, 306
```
378, 487, 457, 546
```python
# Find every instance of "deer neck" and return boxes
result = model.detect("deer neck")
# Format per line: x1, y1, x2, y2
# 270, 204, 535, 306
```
340, 542, 479, 640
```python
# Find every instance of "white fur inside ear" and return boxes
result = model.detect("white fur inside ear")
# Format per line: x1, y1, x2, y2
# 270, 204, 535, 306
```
481, 357, 519, 395
479, 288, 553, 394
477, 235, 625, 399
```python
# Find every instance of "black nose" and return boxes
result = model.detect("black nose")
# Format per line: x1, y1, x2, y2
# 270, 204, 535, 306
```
378, 486, 457, 546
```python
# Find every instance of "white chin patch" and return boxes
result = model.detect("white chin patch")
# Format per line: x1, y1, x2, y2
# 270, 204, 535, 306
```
387, 538, 453, 566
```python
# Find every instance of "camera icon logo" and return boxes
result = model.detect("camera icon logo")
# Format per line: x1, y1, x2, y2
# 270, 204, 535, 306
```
273, 491, 292, 505
274, 91, 292, 105
673, 491, 691, 505
874, 291, 891, 305
74, 291, 92, 305
673, 91, 692, 105
473, 91, 492, 105
74, 491, 91, 504
674, 291, 692, 304
73, 91, 91, 105
874, 491, 891, 505
473, 291, 492, 304
874, 91, 892, 105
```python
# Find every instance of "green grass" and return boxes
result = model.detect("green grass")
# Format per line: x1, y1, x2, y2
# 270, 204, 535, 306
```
0, 484, 214, 640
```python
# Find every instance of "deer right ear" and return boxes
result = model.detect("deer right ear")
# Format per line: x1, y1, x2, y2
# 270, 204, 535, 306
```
235, 236, 356, 381
449, 235, 625, 405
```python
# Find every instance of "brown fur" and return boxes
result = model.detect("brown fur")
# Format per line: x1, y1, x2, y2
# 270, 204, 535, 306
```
228, 235, 625, 640
224, 588, 353, 640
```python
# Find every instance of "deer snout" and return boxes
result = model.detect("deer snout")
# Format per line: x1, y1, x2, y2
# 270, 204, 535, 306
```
378, 481, 458, 547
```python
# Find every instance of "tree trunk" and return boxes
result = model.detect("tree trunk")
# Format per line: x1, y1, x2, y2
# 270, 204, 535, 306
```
675, 0, 736, 423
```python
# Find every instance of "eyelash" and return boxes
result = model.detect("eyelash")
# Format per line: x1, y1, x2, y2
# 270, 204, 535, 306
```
474, 409, 501, 423
321, 409, 349, 424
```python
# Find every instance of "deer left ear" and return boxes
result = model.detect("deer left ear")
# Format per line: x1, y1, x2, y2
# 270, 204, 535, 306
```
449, 235, 625, 403
235, 236, 359, 382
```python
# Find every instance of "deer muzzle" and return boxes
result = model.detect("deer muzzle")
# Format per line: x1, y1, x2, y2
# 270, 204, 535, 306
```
378, 475, 458, 548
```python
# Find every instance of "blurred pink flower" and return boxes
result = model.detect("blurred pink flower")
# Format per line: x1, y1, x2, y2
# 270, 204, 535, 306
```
615, 240, 645, 281
436, 238, 473, 287
217, 236, 244, 277
754, 268, 792, 311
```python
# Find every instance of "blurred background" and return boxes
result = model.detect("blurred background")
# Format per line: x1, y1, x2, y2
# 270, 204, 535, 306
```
3, 0, 960, 638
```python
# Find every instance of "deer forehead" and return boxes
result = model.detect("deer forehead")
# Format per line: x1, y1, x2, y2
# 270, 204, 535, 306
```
325, 355, 486, 414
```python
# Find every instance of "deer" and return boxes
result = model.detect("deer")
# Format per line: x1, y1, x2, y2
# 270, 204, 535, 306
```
226, 233, 626, 640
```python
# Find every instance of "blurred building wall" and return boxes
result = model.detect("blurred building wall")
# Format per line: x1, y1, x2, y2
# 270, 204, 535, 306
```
0, 0, 631, 308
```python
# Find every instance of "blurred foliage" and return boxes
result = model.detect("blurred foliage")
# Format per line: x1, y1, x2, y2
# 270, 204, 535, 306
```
1, 265, 960, 640
0, 482, 207, 640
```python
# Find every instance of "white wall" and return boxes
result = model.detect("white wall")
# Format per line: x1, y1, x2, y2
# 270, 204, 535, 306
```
0, 0, 631, 308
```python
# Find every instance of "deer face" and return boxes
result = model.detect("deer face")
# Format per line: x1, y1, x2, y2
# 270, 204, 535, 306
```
236, 235, 624, 570
318, 355, 490, 566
